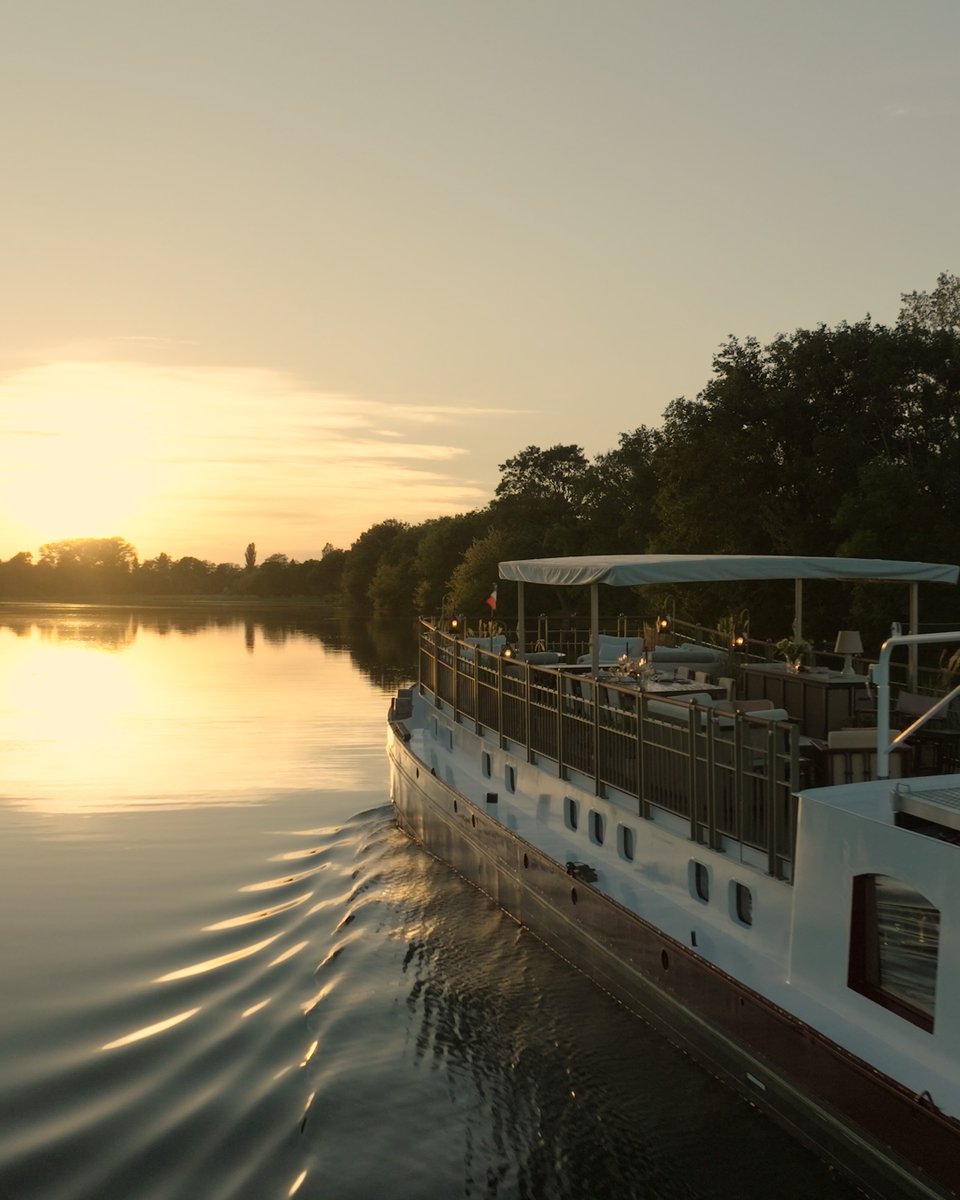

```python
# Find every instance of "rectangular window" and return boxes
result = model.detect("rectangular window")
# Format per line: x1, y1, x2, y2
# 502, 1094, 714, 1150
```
849, 874, 939, 1032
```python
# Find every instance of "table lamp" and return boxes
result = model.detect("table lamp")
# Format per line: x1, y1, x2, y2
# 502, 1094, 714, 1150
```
834, 630, 863, 677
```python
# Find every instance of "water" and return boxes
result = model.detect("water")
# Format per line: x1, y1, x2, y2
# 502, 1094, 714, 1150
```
0, 606, 859, 1200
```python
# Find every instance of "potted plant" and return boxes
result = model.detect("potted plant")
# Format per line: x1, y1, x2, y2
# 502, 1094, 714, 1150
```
775, 637, 812, 672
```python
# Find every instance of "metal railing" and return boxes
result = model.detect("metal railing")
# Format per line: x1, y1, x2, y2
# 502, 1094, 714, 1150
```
477, 613, 960, 695
419, 622, 799, 880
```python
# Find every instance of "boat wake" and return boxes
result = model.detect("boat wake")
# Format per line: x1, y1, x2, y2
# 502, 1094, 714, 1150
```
0, 803, 858, 1200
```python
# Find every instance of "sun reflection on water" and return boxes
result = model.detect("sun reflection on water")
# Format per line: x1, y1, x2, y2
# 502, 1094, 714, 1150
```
154, 934, 281, 983
100, 1007, 201, 1052
0, 613, 391, 813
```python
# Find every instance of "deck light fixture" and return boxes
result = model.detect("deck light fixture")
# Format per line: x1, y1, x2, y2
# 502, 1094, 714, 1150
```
834, 629, 863, 677
731, 632, 747, 652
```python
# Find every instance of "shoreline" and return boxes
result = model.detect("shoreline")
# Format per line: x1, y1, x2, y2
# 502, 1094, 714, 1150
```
0, 595, 345, 613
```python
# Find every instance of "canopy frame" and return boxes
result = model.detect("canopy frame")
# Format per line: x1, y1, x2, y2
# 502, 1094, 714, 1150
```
500, 554, 959, 685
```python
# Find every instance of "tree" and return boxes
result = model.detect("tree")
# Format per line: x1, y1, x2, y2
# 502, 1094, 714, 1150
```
169, 556, 216, 593
447, 527, 519, 620
645, 317, 960, 633
244, 542, 257, 570
301, 549, 346, 598
36, 537, 139, 596
491, 444, 590, 556
137, 552, 174, 594
411, 512, 490, 614
582, 426, 662, 551
898, 270, 960, 333
38, 536, 138, 572
0, 552, 34, 599
340, 519, 411, 616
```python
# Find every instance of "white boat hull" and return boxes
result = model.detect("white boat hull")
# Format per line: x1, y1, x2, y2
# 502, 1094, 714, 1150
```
388, 709, 960, 1200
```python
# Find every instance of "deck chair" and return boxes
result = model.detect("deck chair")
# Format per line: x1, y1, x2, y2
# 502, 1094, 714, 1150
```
825, 728, 910, 784
716, 677, 736, 702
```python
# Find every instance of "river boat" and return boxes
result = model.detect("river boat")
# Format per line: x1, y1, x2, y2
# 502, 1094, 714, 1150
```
386, 554, 960, 1200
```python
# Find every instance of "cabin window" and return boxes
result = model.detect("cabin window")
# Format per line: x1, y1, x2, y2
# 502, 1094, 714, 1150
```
589, 810, 605, 846
618, 825, 635, 862
446, 728, 454, 752
505, 765, 516, 793
848, 874, 939, 1032
481, 751, 492, 778
691, 861, 710, 904
564, 797, 579, 832
733, 882, 753, 927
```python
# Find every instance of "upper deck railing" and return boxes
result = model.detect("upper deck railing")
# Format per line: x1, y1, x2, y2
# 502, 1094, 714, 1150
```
418, 621, 800, 881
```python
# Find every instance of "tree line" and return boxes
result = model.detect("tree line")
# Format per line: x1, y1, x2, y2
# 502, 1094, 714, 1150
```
3, 273, 959, 646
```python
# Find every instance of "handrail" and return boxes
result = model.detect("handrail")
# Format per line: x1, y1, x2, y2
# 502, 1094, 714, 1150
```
420, 619, 799, 878
874, 632, 960, 779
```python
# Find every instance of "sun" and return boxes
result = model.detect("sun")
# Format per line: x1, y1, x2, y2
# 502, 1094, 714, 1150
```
0, 361, 161, 554
9, 434, 154, 546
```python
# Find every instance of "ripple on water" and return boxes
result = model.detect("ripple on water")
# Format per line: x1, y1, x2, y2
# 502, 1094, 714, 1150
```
0, 801, 861, 1200
0, 806, 397, 1200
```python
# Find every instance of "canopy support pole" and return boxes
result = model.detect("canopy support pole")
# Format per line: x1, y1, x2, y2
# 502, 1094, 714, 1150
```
590, 583, 600, 677
516, 582, 526, 654
909, 582, 919, 691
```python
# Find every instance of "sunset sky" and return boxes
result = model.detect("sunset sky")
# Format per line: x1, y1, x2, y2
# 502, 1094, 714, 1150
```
1, 2, 957, 565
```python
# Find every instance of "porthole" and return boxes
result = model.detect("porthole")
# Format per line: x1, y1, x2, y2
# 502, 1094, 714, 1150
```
618, 825, 635, 862
571, 887, 578, 905
481, 751, 492, 778
589, 810, 605, 846
453, 799, 458, 813
564, 797, 579, 832
691, 861, 710, 904
734, 882, 753, 927
523, 853, 529, 869
661, 949, 670, 970
471, 814, 477, 828
505, 765, 516, 793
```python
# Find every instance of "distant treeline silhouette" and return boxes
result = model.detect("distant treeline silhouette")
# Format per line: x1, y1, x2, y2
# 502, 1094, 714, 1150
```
3, 274, 959, 645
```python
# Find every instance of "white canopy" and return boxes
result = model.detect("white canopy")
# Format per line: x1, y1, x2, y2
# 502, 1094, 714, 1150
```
498, 553, 959, 588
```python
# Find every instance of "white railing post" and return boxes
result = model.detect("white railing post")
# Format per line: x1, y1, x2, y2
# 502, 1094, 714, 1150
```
874, 632, 960, 779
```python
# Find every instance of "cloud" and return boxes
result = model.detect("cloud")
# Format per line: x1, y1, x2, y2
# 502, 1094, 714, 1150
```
0, 356, 497, 560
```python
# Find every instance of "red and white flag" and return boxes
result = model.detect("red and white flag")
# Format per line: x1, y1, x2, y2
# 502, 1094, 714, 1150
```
485, 586, 497, 611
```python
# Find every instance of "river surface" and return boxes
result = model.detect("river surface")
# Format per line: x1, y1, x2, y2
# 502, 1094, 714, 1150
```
0, 606, 859, 1200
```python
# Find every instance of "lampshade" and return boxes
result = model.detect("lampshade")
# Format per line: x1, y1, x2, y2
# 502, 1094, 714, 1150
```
834, 630, 863, 655
834, 629, 863, 677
